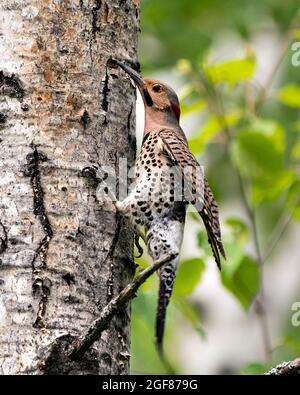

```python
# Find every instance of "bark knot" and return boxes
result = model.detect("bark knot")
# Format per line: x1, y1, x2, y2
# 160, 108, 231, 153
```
0, 70, 25, 99
80, 110, 91, 129
0, 112, 7, 126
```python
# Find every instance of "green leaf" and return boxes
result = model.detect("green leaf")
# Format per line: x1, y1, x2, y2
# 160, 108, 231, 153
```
287, 180, 300, 221
292, 141, 300, 159
176, 59, 193, 74
176, 82, 206, 116
173, 298, 206, 338
231, 119, 285, 178
221, 255, 260, 310
252, 170, 296, 205
282, 336, 300, 354
222, 237, 245, 270
294, 30, 300, 40
180, 99, 205, 116
189, 111, 241, 154
204, 56, 256, 85
173, 258, 205, 297
278, 83, 300, 107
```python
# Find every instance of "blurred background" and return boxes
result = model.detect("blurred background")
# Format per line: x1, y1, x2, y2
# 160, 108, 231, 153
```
131, 0, 300, 374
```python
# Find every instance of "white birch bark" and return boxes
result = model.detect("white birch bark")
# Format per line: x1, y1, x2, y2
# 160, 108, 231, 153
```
0, 0, 139, 374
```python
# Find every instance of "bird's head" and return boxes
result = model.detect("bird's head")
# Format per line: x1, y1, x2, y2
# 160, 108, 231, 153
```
143, 78, 181, 121
114, 60, 181, 124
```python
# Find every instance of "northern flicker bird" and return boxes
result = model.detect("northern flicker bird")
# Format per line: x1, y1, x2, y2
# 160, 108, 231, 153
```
108, 60, 225, 354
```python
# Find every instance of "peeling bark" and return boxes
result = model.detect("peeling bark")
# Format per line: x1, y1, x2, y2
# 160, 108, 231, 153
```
0, 0, 139, 375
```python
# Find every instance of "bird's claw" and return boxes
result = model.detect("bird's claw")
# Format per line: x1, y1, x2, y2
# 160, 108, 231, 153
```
134, 233, 144, 258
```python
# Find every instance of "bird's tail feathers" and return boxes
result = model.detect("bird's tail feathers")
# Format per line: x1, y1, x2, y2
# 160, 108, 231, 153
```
155, 257, 178, 355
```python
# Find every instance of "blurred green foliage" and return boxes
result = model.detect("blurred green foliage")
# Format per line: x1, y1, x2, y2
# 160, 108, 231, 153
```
131, 0, 300, 374
140, 0, 300, 71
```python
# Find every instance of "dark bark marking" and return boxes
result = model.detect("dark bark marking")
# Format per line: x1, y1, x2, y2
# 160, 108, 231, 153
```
92, 0, 102, 35
21, 103, 30, 111
100, 352, 112, 367
120, 0, 130, 15
103, 2, 109, 23
0, 70, 25, 99
8, 237, 28, 246
101, 68, 110, 125
80, 110, 91, 129
127, 103, 137, 151
24, 146, 54, 329
58, 48, 69, 54
0, 221, 8, 255
32, 277, 52, 329
24, 147, 53, 265
62, 272, 75, 286
126, 104, 132, 131
0, 112, 7, 125
63, 295, 80, 304
134, 4, 139, 20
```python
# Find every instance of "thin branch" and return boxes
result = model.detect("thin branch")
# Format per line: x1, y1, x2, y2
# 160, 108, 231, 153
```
245, 81, 256, 115
265, 357, 300, 375
235, 172, 264, 268
263, 197, 300, 262
68, 253, 178, 361
235, 164, 272, 361
263, 214, 293, 262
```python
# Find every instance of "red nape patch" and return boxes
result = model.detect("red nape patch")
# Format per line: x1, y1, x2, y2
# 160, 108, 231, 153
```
171, 101, 181, 121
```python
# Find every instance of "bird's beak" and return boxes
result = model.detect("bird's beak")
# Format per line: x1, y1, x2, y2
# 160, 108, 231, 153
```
114, 60, 153, 106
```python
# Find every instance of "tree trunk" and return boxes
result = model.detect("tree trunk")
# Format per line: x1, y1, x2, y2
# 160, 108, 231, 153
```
0, 0, 139, 375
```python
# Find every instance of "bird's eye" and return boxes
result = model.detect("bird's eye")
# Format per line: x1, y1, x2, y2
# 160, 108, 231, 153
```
152, 84, 161, 92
